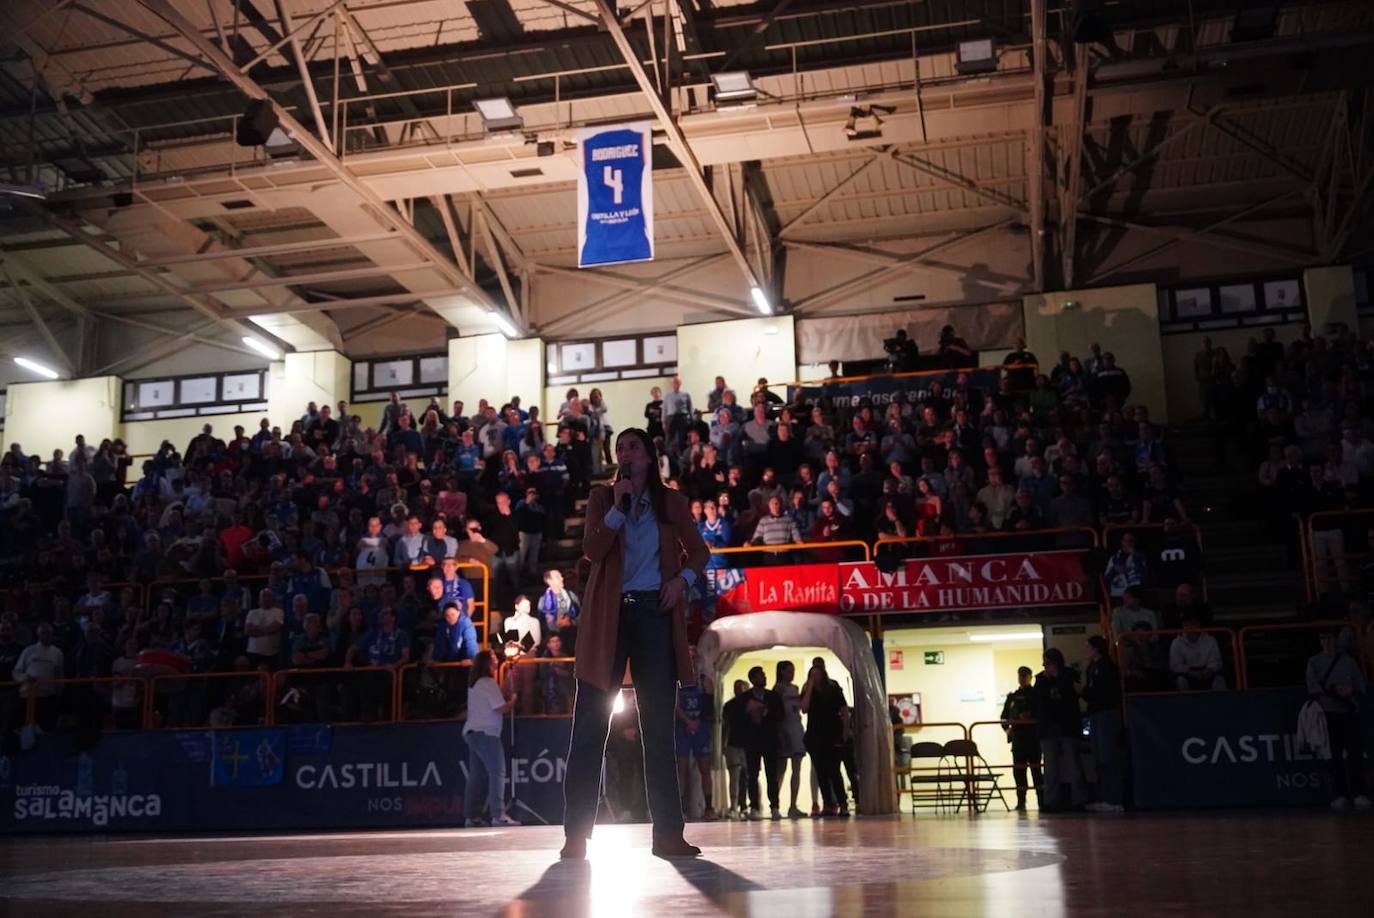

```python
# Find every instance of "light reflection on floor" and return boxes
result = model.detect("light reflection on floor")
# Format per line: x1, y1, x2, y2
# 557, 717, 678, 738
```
2, 812, 1372, 917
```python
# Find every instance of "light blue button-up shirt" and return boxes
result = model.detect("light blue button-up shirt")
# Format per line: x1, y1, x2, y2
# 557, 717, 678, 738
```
603, 492, 698, 594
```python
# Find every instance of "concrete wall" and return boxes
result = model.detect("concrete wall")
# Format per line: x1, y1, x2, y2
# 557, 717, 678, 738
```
1159, 324, 1304, 422
3, 376, 121, 459
882, 627, 1043, 729
122, 412, 268, 457
449, 336, 544, 417
1304, 265, 1357, 333
1022, 283, 1169, 420
543, 375, 672, 435
268, 351, 351, 428
677, 315, 796, 412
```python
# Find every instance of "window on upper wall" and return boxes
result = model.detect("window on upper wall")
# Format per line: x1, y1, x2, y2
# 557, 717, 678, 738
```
546, 333, 677, 386
1158, 275, 1306, 334
122, 370, 270, 421
350, 351, 448, 403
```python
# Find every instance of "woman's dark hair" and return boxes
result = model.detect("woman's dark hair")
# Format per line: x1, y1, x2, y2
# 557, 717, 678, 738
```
776, 660, 794, 683
469, 648, 497, 686
612, 428, 668, 520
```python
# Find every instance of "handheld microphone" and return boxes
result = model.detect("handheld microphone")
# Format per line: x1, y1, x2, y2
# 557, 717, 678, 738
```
619, 462, 632, 512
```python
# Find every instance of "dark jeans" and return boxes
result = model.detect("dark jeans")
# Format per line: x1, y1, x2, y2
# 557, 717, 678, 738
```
1327, 711, 1366, 799
1089, 710, 1124, 806
806, 739, 846, 809
1010, 735, 1043, 805
563, 596, 683, 840
744, 747, 779, 811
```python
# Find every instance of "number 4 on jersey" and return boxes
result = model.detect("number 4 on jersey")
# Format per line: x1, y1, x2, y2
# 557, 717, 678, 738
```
602, 165, 624, 205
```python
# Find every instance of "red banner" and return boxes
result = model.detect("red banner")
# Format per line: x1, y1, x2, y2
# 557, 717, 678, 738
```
838, 551, 1093, 614
706, 563, 839, 617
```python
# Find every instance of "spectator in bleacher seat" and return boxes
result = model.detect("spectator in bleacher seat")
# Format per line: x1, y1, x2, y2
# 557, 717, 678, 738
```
976, 465, 1015, 529
540, 633, 574, 715
538, 569, 580, 637
1048, 474, 1094, 530
1104, 533, 1149, 600
1082, 636, 1124, 814
1033, 648, 1085, 813
1305, 628, 1370, 810
1000, 665, 1042, 812
1003, 489, 1043, 533
1161, 582, 1212, 630
1110, 585, 1159, 641
244, 589, 284, 669
1169, 612, 1225, 692
12, 623, 64, 732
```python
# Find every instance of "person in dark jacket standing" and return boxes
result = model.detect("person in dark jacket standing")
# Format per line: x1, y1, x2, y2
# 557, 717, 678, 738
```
738, 665, 784, 820
802, 657, 850, 818
1034, 648, 1086, 812
720, 679, 750, 819
1081, 636, 1124, 813
1000, 666, 1042, 812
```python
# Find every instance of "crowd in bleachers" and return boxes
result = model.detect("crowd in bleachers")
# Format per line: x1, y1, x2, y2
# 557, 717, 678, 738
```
0, 323, 1253, 743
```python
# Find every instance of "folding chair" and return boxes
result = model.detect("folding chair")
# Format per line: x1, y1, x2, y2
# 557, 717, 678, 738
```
939, 739, 1011, 813
900, 741, 953, 813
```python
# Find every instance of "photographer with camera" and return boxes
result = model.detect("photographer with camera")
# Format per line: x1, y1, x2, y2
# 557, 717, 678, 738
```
883, 329, 920, 373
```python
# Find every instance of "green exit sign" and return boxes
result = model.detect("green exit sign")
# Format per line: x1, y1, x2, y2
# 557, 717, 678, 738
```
924, 651, 945, 665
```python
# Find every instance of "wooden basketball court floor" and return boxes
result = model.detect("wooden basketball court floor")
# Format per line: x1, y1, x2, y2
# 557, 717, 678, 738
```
1, 811, 1371, 916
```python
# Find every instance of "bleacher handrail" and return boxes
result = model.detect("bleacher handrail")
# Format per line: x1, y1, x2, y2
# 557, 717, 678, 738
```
1236, 619, 1357, 689
781, 361, 1038, 391
709, 540, 872, 562
396, 659, 472, 723
145, 670, 274, 729
874, 525, 1101, 553
1112, 626, 1242, 693
271, 664, 400, 725
1300, 508, 1374, 600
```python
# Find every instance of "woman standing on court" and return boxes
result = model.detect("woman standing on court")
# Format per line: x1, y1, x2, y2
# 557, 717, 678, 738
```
774, 660, 809, 819
560, 428, 709, 860
463, 649, 520, 827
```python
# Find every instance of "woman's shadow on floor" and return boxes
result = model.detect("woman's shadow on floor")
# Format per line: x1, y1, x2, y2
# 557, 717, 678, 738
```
501, 853, 762, 917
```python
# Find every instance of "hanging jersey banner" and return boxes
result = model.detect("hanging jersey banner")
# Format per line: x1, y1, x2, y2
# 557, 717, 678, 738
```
577, 122, 654, 267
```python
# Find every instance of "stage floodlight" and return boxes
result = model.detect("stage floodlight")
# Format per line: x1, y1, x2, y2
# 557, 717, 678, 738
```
750, 285, 772, 315
241, 336, 282, 360
14, 356, 59, 379
955, 38, 997, 74
711, 71, 758, 104
473, 97, 524, 133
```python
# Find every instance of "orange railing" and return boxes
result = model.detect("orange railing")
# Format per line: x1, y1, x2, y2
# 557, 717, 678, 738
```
397, 660, 472, 723
145, 670, 273, 729
145, 573, 269, 613
497, 655, 577, 718
270, 665, 401, 726
1236, 620, 1357, 689
709, 539, 872, 564
1301, 509, 1374, 600
1113, 627, 1240, 695
1102, 522, 1208, 602
875, 525, 1100, 556
20, 676, 145, 732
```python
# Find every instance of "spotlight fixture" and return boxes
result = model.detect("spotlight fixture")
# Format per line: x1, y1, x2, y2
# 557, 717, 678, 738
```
710, 71, 758, 105
241, 336, 282, 360
14, 356, 59, 379
473, 97, 523, 133
844, 104, 893, 142
489, 311, 519, 339
750, 285, 772, 315
536, 140, 556, 157
955, 38, 996, 74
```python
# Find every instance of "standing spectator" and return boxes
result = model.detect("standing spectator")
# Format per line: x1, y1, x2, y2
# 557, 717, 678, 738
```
1104, 533, 1150, 600
538, 569, 580, 635
433, 601, 479, 664
463, 649, 520, 827
244, 589, 284, 668
540, 634, 575, 715
422, 518, 458, 564
1000, 666, 1042, 812
697, 500, 732, 569
802, 658, 849, 818
501, 595, 541, 652
1034, 648, 1086, 813
1169, 612, 1225, 691
739, 665, 783, 820
675, 645, 715, 821
773, 660, 808, 819
587, 389, 611, 475
749, 495, 802, 561
1082, 636, 1124, 813
662, 375, 693, 447
12, 623, 64, 732
644, 386, 665, 440
976, 466, 1016, 529
515, 487, 548, 578
1305, 629, 1370, 810
1003, 337, 1039, 392
720, 679, 750, 819
485, 492, 520, 601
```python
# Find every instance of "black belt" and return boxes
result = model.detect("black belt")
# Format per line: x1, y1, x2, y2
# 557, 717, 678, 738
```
621, 590, 659, 605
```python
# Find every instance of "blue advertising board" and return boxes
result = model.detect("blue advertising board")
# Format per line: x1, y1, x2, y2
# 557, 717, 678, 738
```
788, 367, 1003, 411
0, 718, 573, 835
577, 122, 653, 267
1127, 689, 1374, 809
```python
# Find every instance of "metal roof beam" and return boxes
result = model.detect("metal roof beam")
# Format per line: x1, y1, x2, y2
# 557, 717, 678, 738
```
0, 259, 75, 374
1027, 0, 1048, 293
534, 262, 756, 318
137, 0, 503, 328
1058, 44, 1090, 289
536, 253, 727, 336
